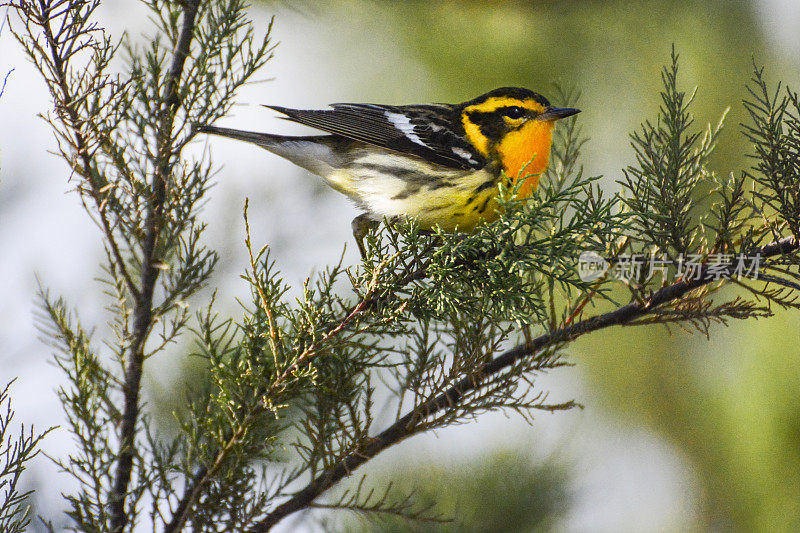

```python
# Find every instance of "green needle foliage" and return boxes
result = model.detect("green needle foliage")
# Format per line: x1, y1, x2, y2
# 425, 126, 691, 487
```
0, 381, 51, 533
3, 3, 800, 532
620, 49, 726, 259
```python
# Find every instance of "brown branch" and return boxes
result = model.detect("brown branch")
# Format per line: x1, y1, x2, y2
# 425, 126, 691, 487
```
248, 236, 799, 532
162, 465, 208, 533
109, 1, 200, 531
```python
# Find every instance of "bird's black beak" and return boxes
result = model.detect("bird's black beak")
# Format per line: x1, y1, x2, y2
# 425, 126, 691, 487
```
536, 107, 581, 122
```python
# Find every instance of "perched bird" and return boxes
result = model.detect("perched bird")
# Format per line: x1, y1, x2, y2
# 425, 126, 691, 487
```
198, 87, 579, 255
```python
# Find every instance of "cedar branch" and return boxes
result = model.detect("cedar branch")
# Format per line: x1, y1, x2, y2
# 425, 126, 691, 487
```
249, 236, 799, 532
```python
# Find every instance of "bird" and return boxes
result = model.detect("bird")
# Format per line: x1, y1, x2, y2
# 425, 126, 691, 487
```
198, 87, 579, 256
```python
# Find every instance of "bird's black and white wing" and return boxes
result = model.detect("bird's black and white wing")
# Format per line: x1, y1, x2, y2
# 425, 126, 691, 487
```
265, 103, 487, 170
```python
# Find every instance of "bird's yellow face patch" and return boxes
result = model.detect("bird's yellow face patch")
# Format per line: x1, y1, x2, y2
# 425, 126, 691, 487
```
460, 96, 553, 197
461, 97, 548, 153
461, 117, 491, 157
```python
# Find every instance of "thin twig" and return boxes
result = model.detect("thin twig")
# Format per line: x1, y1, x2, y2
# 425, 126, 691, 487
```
273, 252, 398, 388
33, 1, 140, 303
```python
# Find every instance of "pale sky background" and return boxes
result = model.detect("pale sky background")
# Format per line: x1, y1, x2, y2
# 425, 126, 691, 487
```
2, 1, 800, 531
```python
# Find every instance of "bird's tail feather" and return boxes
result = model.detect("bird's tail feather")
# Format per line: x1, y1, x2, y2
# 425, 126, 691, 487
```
198, 124, 344, 177
197, 125, 285, 148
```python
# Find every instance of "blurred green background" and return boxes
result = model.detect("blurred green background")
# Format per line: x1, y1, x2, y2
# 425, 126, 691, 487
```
241, 1, 800, 531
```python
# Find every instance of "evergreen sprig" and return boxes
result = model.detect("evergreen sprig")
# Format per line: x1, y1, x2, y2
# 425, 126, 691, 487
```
743, 62, 800, 241
0, 381, 51, 533
620, 47, 725, 260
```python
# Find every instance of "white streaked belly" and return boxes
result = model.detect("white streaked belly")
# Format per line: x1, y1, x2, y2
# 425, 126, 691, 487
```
322, 152, 499, 231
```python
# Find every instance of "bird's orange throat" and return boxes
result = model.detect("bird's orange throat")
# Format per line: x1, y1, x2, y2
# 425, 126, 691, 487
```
497, 120, 554, 199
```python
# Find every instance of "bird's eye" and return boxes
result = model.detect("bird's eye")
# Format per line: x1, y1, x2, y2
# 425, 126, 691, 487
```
502, 106, 526, 119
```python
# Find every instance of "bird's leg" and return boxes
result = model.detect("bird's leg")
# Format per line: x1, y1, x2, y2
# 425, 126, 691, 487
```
522, 325, 534, 351
351, 213, 379, 259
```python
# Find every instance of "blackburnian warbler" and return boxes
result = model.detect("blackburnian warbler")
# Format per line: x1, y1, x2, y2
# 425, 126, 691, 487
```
198, 87, 579, 255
